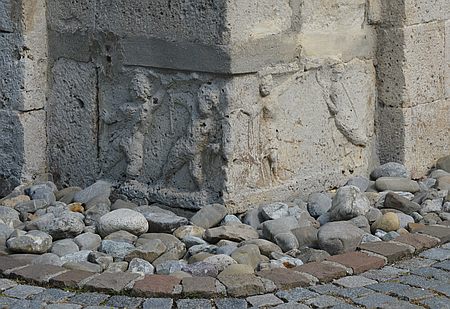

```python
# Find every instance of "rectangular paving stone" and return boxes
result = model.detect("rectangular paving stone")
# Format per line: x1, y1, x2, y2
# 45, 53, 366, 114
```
256, 269, 312, 289
84, 271, 140, 293
419, 247, 450, 261
331, 287, 375, 301
0, 298, 44, 309
308, 283, 342, 295
176, 299, 212, 309
105, 295, 143, 309
69, 292, 110, 306
359, 242, 414, 263
366, 282, 434, 301
430, 284, 450, 297
325, 252, 385, 274
215, 298, 248, 309
182, 277, 217, 297
4, 284, 45, 299
420, 296, 450, 309
395, 233, 440, 251
360, 266, 409, 282
273, 304, 310, 309
433, 259, 450, 271
334, 276, 378, 288
9, 264, 67, 283
0, 278, 17, 291
45, 304, 82, 309
49, 270, 96, 289
0, 256, 30, 274
30, 288, 75, 303
416, 225, 450, 243
353, 293, 406, 308
397, 275, 441, 289
411, 266, 450, 282
293, 262, 347, 283
276, 287, 318, 302
246, 294, 283, 307
304, 295, 346, 308
218, 275, 265, 298
132, 275, 181, 297
142, 298, 173, 309
394, 257, 436, 270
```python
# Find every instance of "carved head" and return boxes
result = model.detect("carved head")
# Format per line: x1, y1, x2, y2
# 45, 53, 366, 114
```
259, 75, 273, 97
198, 83, 220, 117
130, 72, 153, 102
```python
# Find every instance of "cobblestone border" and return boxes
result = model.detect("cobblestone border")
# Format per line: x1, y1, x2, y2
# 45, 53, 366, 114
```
0, 222, 448, 301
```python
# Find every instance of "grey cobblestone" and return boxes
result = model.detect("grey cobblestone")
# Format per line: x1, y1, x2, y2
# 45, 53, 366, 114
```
0, 279, 17, 291
410, 266, 450, 281
215, 298, 248, 309
276, 287, 319, 302
394, 257, 436, 270
304, 295, 346, 308
397, 274, 441, 289
309, 284, 341, 295
246, 294, 283, 307
104, 295, 143, 309
353, 293, 405, 308
0, 297, 45, 309
31, 288, 75, 303
142, 298, 173, 309
360, 266, 408, 281
177, 299, 212, 309
334, 276, 378, 288
331, 287, 375, 300
419, 248, 450, 261
68, 292, 110, 306
431, 284, 450, 297
272, 303, 310, 309
419, 296, 450, 309
433, 259, 450, 271
4, 284, 45, 299
367, 282, 434, 301
44, 304, 82, 309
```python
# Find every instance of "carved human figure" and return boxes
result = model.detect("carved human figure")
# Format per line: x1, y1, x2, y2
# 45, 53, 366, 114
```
160, 83, 221, 190
101, 72, 164, 179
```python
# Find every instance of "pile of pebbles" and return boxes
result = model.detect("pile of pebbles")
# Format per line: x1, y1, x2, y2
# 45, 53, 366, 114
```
0, 156, 449, 279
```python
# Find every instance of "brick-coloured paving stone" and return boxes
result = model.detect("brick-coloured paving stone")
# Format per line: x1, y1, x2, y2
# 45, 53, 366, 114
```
246, 293, 283, 307
215, 298, 248, 309
49, 270, 96, 289
367, 282, 435, 301
30, 288, 75, 303
218, 275, 265, 297
142, 298, 173, 309
419, 248, 450, 261
105, 295, 143, 309
4, 284, 45, 299
325, 252, 385, 274
84, 271, 140, 293
133, 275, 181, 297
416, 225, 450, 243
293, 262, 347, 282
69, 292, 110, 306
256, 268, 312, 289
0, 256, 30, 274
394, 233, 440, 251
334, 276, 378, 288
433, 259, 450, 271
304, 295, 346, 308
182, 276, 217, 297
420, 296, 450, 309
359, 242, 414, 263
9, 264, 67, 283
176, 299, 212, 309
361, 266, 408, 282
276, 287, 318, 302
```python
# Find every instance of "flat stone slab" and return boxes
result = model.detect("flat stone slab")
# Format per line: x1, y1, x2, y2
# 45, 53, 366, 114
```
419, 248, 450, 261
30, 288, 75, 303
394, 233, 440, 251
416, 225, 450, 243
433, 259, 450, 271
0, 256, 30, 274
360, 266, 408, 282
275, 287, 318, 302
0, 278, 17, 291
334, 276, 378, 288
304, 295, 347, 308
132, 275, 181, 297
142, 298, 173, 309
9, 264, 67, 283
367, 282, 435, 301
358, 242, 413, 263
177, 299, 212, 309
256, 269, 313, 289
104, 295, 143, 309
84, 272, 140, 293
49, 270, 96, 289
293, 262, 347, 283
3, 284, 45, 299
218, 275, 265, 297
326, 252, 386, 274
246, 294, 283, 307
182, 277, 218, 297
68, 292, 110, 306
215, 298, 248, 309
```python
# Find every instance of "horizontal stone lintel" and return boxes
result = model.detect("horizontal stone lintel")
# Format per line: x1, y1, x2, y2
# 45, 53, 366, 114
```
120, 34, 299, 74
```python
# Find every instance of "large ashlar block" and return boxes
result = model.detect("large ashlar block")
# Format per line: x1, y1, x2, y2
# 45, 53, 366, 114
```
0, 109, 46, 185
377, 22, 445, 108
0, 0, 13, 32
46, 0, 95, 33
47, 59, 99, 188
368, 0, 450, 25
403, 100, 450, 177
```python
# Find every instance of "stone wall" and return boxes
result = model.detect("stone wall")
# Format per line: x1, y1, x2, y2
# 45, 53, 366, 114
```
0, 0, 449, 212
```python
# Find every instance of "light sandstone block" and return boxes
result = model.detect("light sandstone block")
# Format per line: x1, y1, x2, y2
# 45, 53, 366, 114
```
445, 20, 450, 99
377, 22, 445, 108
47, 59, 99, 187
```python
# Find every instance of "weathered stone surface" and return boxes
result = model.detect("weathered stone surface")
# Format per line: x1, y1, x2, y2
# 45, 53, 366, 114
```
371, 163, 410, 180
359, 242, 414, 263
203, 254, 237, 272
98, 209, 148, 237
261, 217, 300, 241
137, 206, 188, 233
104, 230, 138, 244
133, 275, 181, 296
239, 239, 282, 257
437, 155, 450, 173
74, 233, 101, 251
371, 212, 400, 233
328, 186, 370, 221
173, 225, 205, 239
128, 258, 155, 275
261, 202, 289, 220
51, 239, 79, 257
318, 222, 365, 255
7, 231, 52, 254
294, 262, 347, 283
218, 274, 265, 297
73, 181, 111, 204
256, 268, 313, 289
182, 276, 218, 297
125, 239, 166, 263
9, 264, 67, 283
190, 204, 228, 229
231, 245, 262, 269
375, 177, 420, 193
40, 213, 85, 240
307, 193, 332, 218
205, 224, 259, 243
84, 271, 140, 293
326, 251, 386, 274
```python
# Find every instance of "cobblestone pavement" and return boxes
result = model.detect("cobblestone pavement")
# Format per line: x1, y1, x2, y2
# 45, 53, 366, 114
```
0, 243, 449, 308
